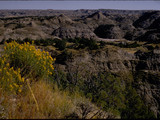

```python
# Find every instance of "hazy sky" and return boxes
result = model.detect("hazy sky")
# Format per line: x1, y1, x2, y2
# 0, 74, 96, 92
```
0, 1, 160, 10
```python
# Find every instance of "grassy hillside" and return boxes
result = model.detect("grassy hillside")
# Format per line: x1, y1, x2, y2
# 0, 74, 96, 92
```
0, 40, 158, 119
0, 41, 119, 119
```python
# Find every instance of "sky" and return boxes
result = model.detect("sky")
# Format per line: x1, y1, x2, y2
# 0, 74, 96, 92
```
0, 1, 160, 10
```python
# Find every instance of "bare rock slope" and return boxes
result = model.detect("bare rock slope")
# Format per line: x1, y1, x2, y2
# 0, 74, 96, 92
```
0, 9, 160, 42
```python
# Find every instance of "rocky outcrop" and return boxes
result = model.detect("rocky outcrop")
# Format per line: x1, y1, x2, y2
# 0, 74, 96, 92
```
53, 47, 160, 117
72, 97, 119, 119
52, 25, 96, 39
133, 11, 160, 29
94, 24, 124, 39
135, 48, 160, 71
149, 17, 160, 29
135, 73, 160, 117
54, 48, 136, 73
86, 11, 106, 20
54, 46, 160, 74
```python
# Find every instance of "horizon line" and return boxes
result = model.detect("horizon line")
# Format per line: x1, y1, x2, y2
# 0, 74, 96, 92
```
0, 8, 159, 11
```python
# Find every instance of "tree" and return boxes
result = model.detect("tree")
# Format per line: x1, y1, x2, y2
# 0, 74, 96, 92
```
121, 85, 156, 119
55, 39, 66, 50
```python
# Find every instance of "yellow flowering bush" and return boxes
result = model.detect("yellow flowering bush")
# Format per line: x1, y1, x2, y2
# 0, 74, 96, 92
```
3, 41, 55, 79
0, 41, 55, 94
0, 58, 24, 94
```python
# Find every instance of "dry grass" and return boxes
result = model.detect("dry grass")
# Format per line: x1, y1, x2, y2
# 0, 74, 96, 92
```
1, 81, 75, 119
104, 44, 119, 50
66, 42, 74, 47
46, 45, 57, 51
146, 43, 160, 47
67, 48, 80, 54
0, 80, 109, 119
121, 46, 149, 54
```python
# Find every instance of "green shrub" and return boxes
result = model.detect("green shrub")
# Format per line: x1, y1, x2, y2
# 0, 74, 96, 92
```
34, 38, 55, 46
52, 70, 125, 116
121, 85, 156, 119
23, 38, 32, 44
79, 38, 99, 50
99, 41, 107, 48
52, 69, 156, 118
55, 39, 66, 50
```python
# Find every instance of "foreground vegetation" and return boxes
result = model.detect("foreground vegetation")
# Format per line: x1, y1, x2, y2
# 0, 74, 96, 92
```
0, 40, 157, 119
0, 41, 116, 119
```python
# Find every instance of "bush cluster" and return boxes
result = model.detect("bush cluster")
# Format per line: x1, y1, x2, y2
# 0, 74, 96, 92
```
1, 37, 100, 51
67, 38, 99, 50
0, 41, 55, 95
3, 41, 55, 79
53, 70, 156, 119
55, 39, 66, 50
